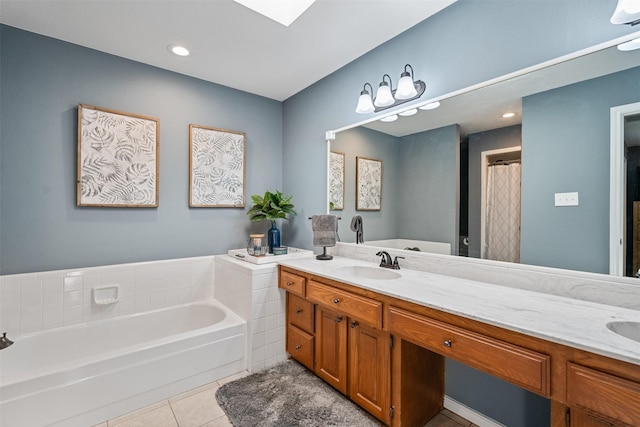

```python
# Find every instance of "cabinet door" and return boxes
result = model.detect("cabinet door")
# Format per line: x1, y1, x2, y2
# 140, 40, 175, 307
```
348, 320, 390, 424
315, 306, 348, 394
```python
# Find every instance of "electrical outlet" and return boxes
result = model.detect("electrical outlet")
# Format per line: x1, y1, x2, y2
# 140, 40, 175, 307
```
554, 192, 579, 206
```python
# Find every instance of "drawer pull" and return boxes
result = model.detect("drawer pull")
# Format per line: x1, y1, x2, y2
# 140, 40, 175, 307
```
333, 298, 340, 304
295, 309, 303, 314
295, 344, 301, 350
287, 281, 294, 287
336, 316, 344, 323
443, 339, 452, 347
350, 321, 358, 328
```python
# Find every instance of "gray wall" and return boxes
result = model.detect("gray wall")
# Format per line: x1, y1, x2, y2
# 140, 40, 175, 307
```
0, 25, 283, 274
331, 127, 399, 243
468, 125, 522, 258
398, 125, 460, 251
521, 66, 640, 273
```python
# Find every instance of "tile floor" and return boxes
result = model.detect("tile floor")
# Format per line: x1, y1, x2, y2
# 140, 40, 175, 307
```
94, 371, 476, 427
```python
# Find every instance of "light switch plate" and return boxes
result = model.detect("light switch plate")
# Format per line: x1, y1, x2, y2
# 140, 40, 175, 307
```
555, 192, 579, 206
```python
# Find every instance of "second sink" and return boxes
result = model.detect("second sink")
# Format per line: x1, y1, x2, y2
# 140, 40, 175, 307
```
606, 321, 640, 343
336, 265, 401, 280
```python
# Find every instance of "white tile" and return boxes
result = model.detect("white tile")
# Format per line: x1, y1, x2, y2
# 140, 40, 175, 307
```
265, 328, 279, 346
265, 314, 278, 330
20, 280, 42, 311
264, 342, 280, 359
266, 287, 282, 302
20, 310, 42, 331
84, 304, 102, 322
1, 281, 21, 303
251, 319, 265, 335
164, 289, 181, 306
63, 275, 84, 292
117, 270, 136, 286
42, 286, 63, 311
252, 331, 265, 349
83, 273, 102, 289
64, 290, 83, 307
170, 388, 225, 427
118, 282, 136, 298
63, 306, 83, 325
42, 276, 63, 293
252, 346, 265, 363
135, 281, 150, 296
101, 271, 118, 286
149, 291, 165, 309
134, 266, 151, 284
135, 294, 150, 312
101, 303, 119, 318
43, 308, 63, 328
117, 296, 136, 315
251, 361, 265, 373
0, 316, 19, 334
252, 289, 268, 305
265, 300, 279, 316
252, 303, 266, 320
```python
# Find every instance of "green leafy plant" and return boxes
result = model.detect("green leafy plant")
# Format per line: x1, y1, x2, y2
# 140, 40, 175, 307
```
247, 190, 296, 222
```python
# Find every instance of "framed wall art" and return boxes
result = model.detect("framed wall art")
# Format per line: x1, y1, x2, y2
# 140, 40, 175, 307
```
77, 104, 159, 207
356, 156, 382, 211
189, 124, 246, 208
329, 151, 345, 210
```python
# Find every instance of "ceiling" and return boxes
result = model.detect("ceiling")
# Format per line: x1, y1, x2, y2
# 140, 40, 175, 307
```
0, 0, 457, 101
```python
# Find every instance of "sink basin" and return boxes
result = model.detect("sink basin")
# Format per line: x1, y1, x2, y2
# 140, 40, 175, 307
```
606, 321, 640, 343
335, 266, 401, 280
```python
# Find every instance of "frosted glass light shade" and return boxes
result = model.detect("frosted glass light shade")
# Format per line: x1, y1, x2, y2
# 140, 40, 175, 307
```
355, 93, 375, 114
618, 37, 640, 51
374, 83, 394, 107
396, 75, 417, 100
611, 0, 640, 24
380, 114, 398, 122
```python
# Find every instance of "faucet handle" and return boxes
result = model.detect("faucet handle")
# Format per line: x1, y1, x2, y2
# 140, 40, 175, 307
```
392, 256, 405, 270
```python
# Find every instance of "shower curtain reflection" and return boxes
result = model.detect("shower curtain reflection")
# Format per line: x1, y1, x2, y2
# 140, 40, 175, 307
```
485, 162, 521, 263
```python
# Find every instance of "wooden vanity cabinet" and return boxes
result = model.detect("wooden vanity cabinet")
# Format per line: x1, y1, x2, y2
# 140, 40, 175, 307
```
280, 267, 391, 424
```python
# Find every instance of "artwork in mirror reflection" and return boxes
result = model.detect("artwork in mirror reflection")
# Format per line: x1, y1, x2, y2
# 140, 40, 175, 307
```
356, 157, 382, 211
329, 151, 344, 210
328, 44, 640, 276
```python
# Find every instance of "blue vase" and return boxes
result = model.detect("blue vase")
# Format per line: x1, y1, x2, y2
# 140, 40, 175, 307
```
267, 221, 281, 253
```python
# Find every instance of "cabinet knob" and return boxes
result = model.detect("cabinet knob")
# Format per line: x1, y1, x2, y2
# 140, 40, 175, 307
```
295, 344, 301, 350
333, 298, 340, 304
286, 281, 293, 287
336, 316, 343, 323
350, 321, 358, 328
296, 309, 303, 314
443, 339, 452, 347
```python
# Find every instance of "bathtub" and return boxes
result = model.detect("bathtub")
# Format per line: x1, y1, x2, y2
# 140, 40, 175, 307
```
0, 300, 247, 427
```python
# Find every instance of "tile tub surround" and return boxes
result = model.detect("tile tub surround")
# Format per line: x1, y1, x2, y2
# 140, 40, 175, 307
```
278, 255, 640, 366
331, 242, 640, 310
0, 256, 216, 336
214, 255, 287, 373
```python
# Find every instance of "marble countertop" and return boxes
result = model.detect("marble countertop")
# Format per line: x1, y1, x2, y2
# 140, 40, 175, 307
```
278, 256, 640, 366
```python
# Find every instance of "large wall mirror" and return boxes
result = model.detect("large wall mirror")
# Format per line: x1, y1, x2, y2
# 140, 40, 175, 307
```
327, 40, 640, 277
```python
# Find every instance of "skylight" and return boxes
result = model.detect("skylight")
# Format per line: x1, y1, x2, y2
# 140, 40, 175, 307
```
233, 0, 316, 26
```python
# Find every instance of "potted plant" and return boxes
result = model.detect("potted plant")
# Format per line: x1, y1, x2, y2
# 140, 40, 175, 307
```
247, 190, 296, 253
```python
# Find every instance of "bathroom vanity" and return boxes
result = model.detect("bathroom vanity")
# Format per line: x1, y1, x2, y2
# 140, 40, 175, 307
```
278, 256, 640, 427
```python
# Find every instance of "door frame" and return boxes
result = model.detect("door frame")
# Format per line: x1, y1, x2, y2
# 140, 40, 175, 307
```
480, 146, 522, 259
610, 102, 640, 276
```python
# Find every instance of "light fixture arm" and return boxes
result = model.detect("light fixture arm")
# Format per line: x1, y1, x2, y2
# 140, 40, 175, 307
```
381, 74, 393, 91
362, 82, 373, 95
402, 64, 414, 79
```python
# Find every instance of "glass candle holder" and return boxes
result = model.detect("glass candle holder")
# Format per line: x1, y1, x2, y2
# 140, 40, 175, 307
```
247, 234, 268, 257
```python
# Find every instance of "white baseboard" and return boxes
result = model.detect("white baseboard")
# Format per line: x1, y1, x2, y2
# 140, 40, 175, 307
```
444, 395, 506, 427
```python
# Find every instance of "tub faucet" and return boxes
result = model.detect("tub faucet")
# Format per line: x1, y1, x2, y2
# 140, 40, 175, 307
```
0, 332, 13, 350
376, 251, 393, 268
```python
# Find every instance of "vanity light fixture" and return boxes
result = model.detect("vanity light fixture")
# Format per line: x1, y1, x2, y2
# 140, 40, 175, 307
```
502, 112, 516, 118
355, 63, 426, 114
610, 0, 640, 25
618, 37, 640, 51
168, 45, 190, 57
380, 114, 398, 122
419, 101, 441, 110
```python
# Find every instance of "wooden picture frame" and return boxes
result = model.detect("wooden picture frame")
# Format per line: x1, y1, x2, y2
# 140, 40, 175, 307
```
189, 124, 246, 207
77, 104, 159, 207
356, 156, 382, 211
329, 151, 345, 210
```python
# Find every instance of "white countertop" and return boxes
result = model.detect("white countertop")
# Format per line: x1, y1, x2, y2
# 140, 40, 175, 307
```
278, 256, 640, 366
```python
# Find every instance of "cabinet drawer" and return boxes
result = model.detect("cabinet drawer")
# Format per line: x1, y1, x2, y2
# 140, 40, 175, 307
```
287, 325, 314, 370
307, 280, 382, 329
287, 293, 314, 334
567, 363, 640, 426
280, 270, 306, 297
388, 306, 549, 396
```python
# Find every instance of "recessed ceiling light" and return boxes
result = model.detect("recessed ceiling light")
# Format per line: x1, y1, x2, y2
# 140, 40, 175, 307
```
380, 115, 398, 122
233, 0, 315, 26
502, 112, 516, 118
618, 38, 640, 51
399, 108, 418, 117
168, 45, 190, 57
419, 101, 440, 110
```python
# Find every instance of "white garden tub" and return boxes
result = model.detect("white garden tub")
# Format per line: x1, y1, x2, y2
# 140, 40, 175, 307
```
0, 300, 246, 427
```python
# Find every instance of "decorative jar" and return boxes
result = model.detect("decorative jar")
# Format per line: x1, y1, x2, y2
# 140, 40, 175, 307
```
247, 234, 268, 257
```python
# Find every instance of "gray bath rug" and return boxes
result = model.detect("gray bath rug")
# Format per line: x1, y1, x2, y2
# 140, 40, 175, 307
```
215, 359, 383, 427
